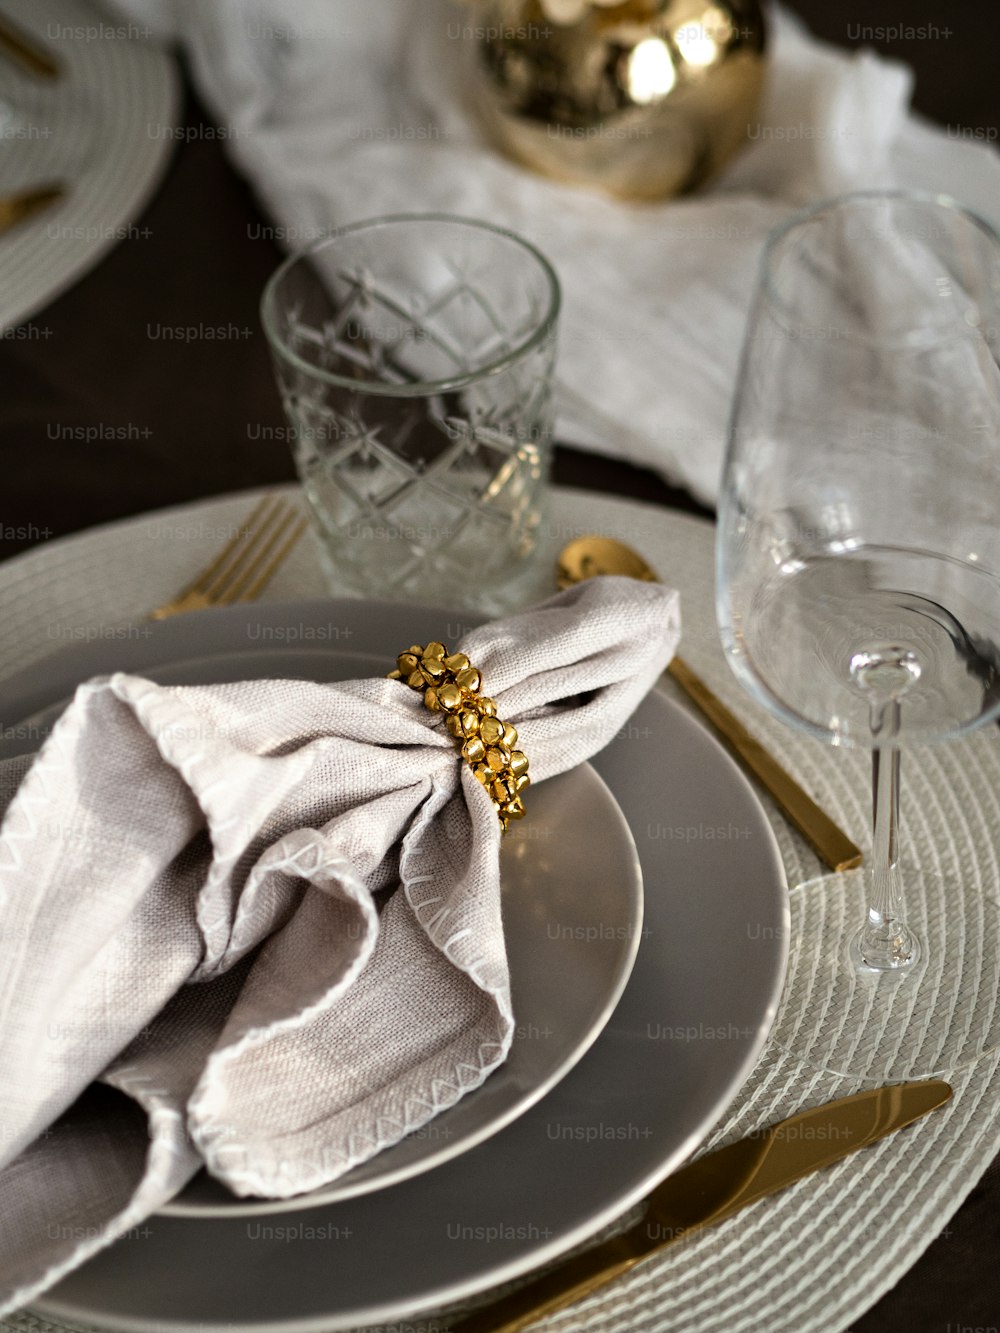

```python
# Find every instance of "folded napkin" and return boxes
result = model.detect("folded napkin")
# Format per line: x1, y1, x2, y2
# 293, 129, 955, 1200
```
0, 577, 680, 1316
108, 0, 1000, 503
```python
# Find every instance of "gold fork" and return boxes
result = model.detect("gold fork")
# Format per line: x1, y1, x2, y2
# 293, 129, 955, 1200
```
0, 13, 60, 79
149, 496, 308, 620
0, 184, 65, 237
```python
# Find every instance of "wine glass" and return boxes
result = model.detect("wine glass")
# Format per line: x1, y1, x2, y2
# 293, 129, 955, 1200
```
717, 190, 1000, 1080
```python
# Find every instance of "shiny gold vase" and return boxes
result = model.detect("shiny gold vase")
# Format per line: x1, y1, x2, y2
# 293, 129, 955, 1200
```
472, 0, 767, 201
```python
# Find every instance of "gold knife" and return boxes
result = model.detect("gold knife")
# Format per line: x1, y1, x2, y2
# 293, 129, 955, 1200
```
447, 1079, 951, 1333
0, 12, 60, 79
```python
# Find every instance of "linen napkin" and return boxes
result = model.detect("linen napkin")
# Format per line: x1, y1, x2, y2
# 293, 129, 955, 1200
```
0, 576, 680, 1316
107, 0, 1000, 504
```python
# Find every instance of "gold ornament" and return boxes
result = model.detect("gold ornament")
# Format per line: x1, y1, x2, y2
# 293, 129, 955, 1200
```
471, 0, 767, 201
389, 644, 530, 831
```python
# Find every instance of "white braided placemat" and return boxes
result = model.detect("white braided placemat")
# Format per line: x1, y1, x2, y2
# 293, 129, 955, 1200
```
1, 484, 998, 1333
0, 0, 179, 332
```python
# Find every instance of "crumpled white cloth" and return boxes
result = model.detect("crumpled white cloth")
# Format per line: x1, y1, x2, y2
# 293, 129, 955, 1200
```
0, 576, 680, 1316
110, 0, 1000, 503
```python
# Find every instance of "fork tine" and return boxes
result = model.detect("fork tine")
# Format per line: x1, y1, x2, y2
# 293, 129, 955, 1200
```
200, 498, 289, 600
214, 506, 304, 606
236, 517, 309, 604
204, 500, 289, 602
147, 495, 308, 620
174, 496, 272, 600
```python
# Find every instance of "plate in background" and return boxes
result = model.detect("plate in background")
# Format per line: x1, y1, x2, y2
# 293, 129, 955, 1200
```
0, 0, 178, 330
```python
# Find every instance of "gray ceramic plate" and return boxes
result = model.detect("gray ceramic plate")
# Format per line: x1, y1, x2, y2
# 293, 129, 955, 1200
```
0, 620, 643, 1213
0, 599, 788, 1332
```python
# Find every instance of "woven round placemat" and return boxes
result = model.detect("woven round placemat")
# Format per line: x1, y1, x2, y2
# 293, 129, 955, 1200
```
1, 484, 997, 1333
0, 0, 178, 331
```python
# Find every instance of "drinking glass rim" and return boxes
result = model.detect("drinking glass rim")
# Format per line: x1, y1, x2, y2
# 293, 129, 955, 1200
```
259, 212, 562, 398
758, 188, 1000, 344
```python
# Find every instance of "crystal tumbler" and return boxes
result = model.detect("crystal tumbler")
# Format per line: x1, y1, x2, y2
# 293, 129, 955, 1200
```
261, 214, 560, 606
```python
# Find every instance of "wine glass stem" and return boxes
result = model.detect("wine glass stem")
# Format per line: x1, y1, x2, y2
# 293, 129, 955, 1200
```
858, 697, 918, 971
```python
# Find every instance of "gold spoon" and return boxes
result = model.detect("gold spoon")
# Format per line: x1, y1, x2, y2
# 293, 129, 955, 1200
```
557, 535, 862, 873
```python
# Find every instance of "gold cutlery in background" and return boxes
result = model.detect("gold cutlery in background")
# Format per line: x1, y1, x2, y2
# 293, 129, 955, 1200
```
557, 535, 863, 873
0, 11, 59, 79
148, 496, 308, 620
448, 1079, 951, 1333
0, 183, 65, 236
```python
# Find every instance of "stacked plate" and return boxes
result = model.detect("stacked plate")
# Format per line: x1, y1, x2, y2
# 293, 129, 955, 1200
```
0, 597, 788, 1331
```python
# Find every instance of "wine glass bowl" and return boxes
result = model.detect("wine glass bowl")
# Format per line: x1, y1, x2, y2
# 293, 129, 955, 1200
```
718, 190, 1000, 1078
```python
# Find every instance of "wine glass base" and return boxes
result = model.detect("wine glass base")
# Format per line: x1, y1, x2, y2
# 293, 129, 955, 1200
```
848, 918, 922, 975
768, 867, 1000, 1080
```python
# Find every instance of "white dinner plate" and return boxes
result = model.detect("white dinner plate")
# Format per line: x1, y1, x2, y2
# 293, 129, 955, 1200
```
0, 0, 178, 330
0, 598, 788, 1332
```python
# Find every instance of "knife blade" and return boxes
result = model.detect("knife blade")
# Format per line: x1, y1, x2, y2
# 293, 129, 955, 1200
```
447, 1079, 951, 1333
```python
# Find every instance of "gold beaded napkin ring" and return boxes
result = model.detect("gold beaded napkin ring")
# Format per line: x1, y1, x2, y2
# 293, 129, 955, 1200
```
389, 642, 530, 831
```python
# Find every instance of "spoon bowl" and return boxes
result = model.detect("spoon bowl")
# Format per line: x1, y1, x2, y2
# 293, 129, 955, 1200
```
557, 536, 659, 589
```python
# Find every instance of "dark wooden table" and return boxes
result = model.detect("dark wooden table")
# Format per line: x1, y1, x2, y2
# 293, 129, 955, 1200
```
0, 5, 997, 1329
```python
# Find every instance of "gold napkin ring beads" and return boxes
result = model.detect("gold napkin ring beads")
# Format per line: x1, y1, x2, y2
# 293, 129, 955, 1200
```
389, 643, 529, 832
